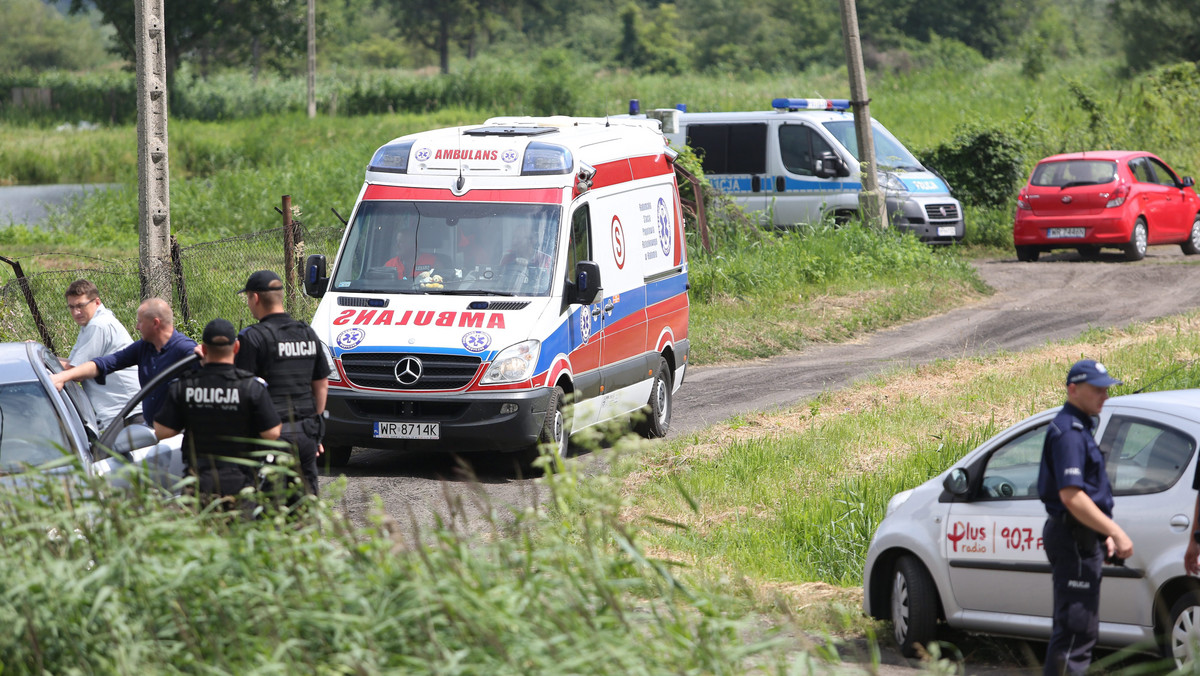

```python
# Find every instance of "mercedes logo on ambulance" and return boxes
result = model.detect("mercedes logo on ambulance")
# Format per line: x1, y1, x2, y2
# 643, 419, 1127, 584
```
394, 356, 423, 386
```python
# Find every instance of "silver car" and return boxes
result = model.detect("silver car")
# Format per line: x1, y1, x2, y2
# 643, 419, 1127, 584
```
0, 342, 191, 489
863, 389, 1200, 666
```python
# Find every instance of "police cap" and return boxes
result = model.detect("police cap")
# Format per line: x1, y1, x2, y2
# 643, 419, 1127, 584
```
202, 318, 237, 346
1067, 359, 1122, 388
239, 270, 284, 294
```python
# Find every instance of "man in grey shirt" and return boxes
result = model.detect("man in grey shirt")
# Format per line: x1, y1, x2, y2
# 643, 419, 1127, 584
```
61, 279, 141, 428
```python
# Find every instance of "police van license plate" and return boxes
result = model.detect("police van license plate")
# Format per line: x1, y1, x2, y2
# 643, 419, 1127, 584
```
374, 422, 439, 439
936, 226, 956, 237
1048, 227, 1086, 238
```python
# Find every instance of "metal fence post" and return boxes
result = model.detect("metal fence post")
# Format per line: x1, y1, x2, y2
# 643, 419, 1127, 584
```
170, 236, 190, 325
0, 255, 56, 352
282, 195, 297, 313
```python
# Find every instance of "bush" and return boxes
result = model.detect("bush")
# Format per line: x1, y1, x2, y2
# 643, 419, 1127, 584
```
921, 124, 1027, 209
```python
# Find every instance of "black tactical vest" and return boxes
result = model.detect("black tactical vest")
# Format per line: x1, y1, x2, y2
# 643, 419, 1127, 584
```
174, 365, 268, 468
246, 316, 319, 420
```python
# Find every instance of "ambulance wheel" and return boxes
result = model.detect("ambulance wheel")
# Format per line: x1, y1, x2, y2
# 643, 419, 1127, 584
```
324, 445, 352, 468
636, 357, 672, 438
1015, 246, 1039, 262
1124, 218, 1147, 261
891, 555, 938, 658
539, 386, 570, 458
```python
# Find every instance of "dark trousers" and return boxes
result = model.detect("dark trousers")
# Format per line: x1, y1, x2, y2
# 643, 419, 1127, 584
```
1043, 517, 1104, 676
278, 420, 320, 497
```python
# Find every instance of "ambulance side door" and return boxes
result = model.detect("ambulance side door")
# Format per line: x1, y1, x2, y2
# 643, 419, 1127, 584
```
687, 123, 768, 222
591, 192, 649, 423
565, 203, 601, 428
774, 123, 843, 226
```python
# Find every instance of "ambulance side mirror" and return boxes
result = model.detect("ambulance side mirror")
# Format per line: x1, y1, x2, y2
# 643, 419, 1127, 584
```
815, 151, 850, 179
304, 254, 329, 298
570, 261, 602, 305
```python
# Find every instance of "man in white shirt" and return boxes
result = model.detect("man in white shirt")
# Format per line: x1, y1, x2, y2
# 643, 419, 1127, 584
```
61, 279, 142, 428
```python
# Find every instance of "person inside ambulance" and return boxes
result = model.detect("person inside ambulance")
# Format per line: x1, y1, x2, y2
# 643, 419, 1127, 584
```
384, 225, 436, 280
499, 227, 551, 269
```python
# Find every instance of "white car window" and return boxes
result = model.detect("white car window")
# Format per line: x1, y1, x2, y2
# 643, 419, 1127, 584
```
1100, 416, 1194, 495
979, 424, 1048, 499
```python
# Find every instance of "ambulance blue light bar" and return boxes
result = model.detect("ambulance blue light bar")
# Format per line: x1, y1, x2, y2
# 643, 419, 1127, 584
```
521, 142, 573, 176
771, 98, 851, 112
368, 141, 414, 174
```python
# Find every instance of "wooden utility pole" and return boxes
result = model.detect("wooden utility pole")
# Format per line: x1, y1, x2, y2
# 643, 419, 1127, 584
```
135, 0, 172, 299
307, 0, 316, 119
838, 0, 888, 229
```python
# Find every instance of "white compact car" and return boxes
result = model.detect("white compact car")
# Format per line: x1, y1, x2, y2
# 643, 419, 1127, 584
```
863, 390, 1200, 666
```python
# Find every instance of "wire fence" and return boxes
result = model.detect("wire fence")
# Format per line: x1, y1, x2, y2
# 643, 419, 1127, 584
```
0, 224, 346, 354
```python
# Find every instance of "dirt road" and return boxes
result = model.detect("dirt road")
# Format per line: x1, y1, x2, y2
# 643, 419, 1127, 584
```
329, 246, 1200, 528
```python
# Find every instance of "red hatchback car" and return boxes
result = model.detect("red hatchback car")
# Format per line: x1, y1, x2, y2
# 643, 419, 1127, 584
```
1013, 151, 1200, 261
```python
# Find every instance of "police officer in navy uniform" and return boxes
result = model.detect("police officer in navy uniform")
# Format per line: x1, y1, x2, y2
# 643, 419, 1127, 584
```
235, 270, 331, 497
1037, 359, 1134, 675
154, 318, 282, 503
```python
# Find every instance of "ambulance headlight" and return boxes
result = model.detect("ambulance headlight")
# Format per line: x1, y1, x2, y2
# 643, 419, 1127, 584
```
369, 141, 414, 174
482, 339, 541, 384
521, 142, 573, 176
879, 172, 909, 197
321, 342, 340, 382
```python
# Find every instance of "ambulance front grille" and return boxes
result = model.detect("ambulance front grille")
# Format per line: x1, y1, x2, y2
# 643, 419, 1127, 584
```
347, 399, 471, 420
340, 353, 482, 390
925, 203, 960, 221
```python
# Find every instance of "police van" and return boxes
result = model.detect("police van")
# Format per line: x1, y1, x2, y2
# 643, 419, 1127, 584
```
303, 116, 690, 465
652, 98, 964, 243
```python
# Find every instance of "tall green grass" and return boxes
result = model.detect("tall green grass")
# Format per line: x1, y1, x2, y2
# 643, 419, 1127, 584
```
0, 453, 791, 673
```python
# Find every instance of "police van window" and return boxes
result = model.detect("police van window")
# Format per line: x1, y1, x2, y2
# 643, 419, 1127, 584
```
978, 424, 1048, 500
567, 204, 591, 281
779, 125, 835, 177
1099, 416, 1194, 495
1129, 157, 1153, 183
686, 124, 766, 175
821, 120, 922, 170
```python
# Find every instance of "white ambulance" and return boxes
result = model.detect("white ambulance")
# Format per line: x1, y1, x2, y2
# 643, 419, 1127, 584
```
303, 116, 690, 466
655, 97, 964, 243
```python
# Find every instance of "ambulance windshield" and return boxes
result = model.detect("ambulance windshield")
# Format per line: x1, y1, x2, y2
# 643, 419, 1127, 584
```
331, 201, 561, 297
821, 120, 924, 171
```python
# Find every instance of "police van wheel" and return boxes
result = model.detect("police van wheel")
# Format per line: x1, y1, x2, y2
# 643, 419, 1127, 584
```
636, 357, 672, 438
891, 555, 938, 658
1165, 591, 1200, 667
1124, 219, 1148, 261
324, 445, 353, 468
1015, 246, 1039, 262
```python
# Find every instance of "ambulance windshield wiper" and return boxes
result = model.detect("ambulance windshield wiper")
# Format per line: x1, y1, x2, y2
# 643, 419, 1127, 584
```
435, 289, 515, 296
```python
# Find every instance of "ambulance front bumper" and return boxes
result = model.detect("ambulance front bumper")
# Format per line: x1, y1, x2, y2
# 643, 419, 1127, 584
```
323, 386, 553, 453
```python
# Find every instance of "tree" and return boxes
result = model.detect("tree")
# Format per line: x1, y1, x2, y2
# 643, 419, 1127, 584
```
1111, 0, 1200, 72
69, 0, 306, 80
390, 0, 518, 74
0, 0, 113, 72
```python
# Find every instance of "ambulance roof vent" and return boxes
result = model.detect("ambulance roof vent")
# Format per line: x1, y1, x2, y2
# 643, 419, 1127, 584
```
463, 126, 557, 137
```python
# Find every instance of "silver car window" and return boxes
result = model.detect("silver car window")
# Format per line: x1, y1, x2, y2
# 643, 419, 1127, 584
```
979, 423, 1048, 499
1100, 416, 1195, 495
0, 381, 72, 471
